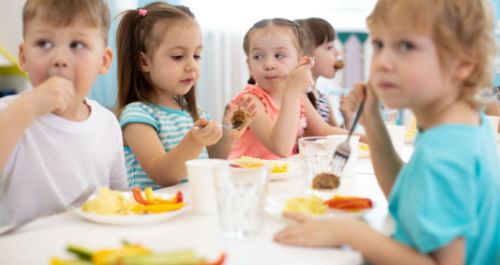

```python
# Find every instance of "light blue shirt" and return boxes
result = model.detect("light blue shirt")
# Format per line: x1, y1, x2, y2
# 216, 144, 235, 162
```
389, 113, 500, 264
119, 102, 210, 189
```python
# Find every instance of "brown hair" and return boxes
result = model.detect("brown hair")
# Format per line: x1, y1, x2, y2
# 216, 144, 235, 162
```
296, 17, 337, 109
22, 0, 110, 44
243, 18, 308, 85
367, 0, 497, 107
115, 2, 200, 120
296, 18, 336, 56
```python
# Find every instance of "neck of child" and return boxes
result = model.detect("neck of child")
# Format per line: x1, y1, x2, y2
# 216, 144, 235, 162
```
262, 84, 285, 107
152, 91, 182, 110
413, 99, 479, 131
54, 100, 91, 121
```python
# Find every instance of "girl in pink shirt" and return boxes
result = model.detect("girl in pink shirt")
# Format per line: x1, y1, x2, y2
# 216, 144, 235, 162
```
229, 18, 351, 160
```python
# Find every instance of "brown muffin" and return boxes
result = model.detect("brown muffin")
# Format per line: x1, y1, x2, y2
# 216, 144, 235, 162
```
231, 109, 249, 129
312, 173, 340, 189
334, 60, 344, 70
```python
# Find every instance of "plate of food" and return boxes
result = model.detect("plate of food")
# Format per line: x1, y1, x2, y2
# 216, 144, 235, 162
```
265, 193, 374, 220
72, 187, 189, 225
358, 142, 370, 159
232, 156, 302, 181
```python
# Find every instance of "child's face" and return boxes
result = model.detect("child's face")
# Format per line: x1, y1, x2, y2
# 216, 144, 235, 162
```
312, 41, 340, 79
141, 20, 202, 99
369, 26, 456, 110
19, 15, 111, 99
247, 27, 300, 90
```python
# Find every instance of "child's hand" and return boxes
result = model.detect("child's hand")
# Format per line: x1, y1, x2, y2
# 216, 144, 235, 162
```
26, 76, 75, 116
340, 82, 379, 127
222, 96, 257, 139
274, 212, 351, 247
191, 118, 223, 146
284, 56, 315, 94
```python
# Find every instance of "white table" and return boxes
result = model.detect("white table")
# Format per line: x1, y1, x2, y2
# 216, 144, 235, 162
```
0, 155, 395, 265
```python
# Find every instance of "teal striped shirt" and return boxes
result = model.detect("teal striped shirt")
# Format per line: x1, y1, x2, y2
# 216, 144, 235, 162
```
119, 102, 210, 189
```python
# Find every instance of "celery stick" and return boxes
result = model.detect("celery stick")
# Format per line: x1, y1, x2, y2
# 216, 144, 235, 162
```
121, 249, 201, 265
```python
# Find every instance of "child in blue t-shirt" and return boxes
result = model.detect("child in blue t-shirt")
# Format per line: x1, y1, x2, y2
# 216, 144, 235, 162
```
115, 3, 254, 189
274, 0, 500, 264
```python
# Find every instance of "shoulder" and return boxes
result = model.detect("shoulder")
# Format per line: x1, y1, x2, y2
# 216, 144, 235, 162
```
119, 102, 159, 130
0, 94, 20, 110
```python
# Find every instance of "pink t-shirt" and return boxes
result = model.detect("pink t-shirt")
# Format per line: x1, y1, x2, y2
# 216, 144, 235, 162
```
228, 85, 307, 160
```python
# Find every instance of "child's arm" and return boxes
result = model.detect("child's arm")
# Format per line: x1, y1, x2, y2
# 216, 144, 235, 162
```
123, 118, 221, 187
343, 83, 403, 196
208, 97, 257, 159
248, 58, 314, 157
275, 213, 464, 265
0, 77, 74, 171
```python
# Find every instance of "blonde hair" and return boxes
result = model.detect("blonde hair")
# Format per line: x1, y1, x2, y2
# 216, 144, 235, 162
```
367, 0, 497, 107
23, 0, 110, 44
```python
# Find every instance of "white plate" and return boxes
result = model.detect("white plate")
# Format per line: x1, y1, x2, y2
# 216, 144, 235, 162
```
265, 193, 373, 220
72, 192, 189, 226
231, 159, 302, 181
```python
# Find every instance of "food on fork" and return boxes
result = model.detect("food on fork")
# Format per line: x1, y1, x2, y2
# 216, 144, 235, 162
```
312, 172, 340, 189
231, 108, 250, 129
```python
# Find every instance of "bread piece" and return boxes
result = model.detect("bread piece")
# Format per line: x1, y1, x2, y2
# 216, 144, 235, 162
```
231, 109, 249, 129
312, 173, 340, 189
334, 60, 344, 70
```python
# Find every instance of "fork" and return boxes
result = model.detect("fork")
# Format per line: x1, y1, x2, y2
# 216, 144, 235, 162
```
0, 185, 96, 236
331, 98, 365, 176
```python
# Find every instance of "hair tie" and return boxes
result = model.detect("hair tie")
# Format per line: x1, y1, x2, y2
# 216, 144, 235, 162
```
138, 9, 147, 17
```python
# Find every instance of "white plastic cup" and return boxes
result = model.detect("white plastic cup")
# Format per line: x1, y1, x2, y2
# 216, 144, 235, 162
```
213, 163, 269, 237
486, 115, 499, 141
185, 159, 226, 215
386, 124, 406, 156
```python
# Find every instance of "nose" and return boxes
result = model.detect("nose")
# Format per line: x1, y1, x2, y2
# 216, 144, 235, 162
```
372, 49, 394, 72
263, 58, 275, 71
51, 49, 69, 69
185, 57, 199, 72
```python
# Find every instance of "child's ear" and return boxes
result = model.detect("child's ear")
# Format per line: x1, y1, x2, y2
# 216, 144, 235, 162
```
18, 43, 27, 72
98, 48, 113, 74
139, 52, 150, 73
455, 59, 476, 81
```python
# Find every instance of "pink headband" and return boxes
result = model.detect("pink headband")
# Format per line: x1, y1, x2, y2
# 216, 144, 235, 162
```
138, 9, 147, 17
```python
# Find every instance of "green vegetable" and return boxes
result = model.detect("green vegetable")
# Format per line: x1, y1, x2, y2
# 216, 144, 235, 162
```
67, 244, 94, 261
120, 249, 201, 265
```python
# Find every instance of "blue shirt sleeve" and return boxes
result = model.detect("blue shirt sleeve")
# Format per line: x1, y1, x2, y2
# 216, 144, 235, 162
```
119, 103, 160, 132
390, 143, 479, 254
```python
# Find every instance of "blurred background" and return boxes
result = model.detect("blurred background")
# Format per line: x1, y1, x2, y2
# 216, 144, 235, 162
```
1, 0, 499, 122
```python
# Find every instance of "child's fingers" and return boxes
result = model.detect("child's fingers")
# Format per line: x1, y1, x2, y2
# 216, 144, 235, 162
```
282, 211, 308, 223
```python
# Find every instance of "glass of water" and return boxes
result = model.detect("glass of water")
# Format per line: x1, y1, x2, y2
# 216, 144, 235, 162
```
213, 162, 269, 237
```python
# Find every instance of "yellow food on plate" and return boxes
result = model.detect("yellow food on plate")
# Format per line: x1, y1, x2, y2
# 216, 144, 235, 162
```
283, 196, 327, 216
236, 156, 289, 173
81, 188, 135, 215
236, 156, 265, 168
270, 162, 288, 173
359, 143, 369, 152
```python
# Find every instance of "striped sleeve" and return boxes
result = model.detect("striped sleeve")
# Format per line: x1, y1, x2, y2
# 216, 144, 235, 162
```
119, 102, 159, 132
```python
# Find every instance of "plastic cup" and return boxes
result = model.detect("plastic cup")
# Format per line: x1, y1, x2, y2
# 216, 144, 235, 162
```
185, 159, 226, 215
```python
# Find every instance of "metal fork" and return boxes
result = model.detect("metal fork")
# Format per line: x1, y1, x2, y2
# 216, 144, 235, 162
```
0, 185, 96, 236
331, 98, 365, 175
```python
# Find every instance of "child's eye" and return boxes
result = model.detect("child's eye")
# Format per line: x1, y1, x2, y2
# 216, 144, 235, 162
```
70, 41, 85, 50
36, 40, 53, 49
398, 41, 415, 51
372, 39, 383, 50
253, 54, 263, 60
194, 54, 202, 61
171, 55, 184, 61
275, 53, 285, 59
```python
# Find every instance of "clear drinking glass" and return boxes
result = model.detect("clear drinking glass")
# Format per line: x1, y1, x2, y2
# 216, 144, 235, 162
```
213, 163, 269, 237
298, 136, 338, 189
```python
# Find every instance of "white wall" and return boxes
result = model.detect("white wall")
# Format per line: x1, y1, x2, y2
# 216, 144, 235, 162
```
0, 1, 24, 58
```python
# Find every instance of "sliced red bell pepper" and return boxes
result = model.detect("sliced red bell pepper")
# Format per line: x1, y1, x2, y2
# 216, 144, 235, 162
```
203, 253, 226, 265
132, 188, 149, 205
175, 190, 183, 203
